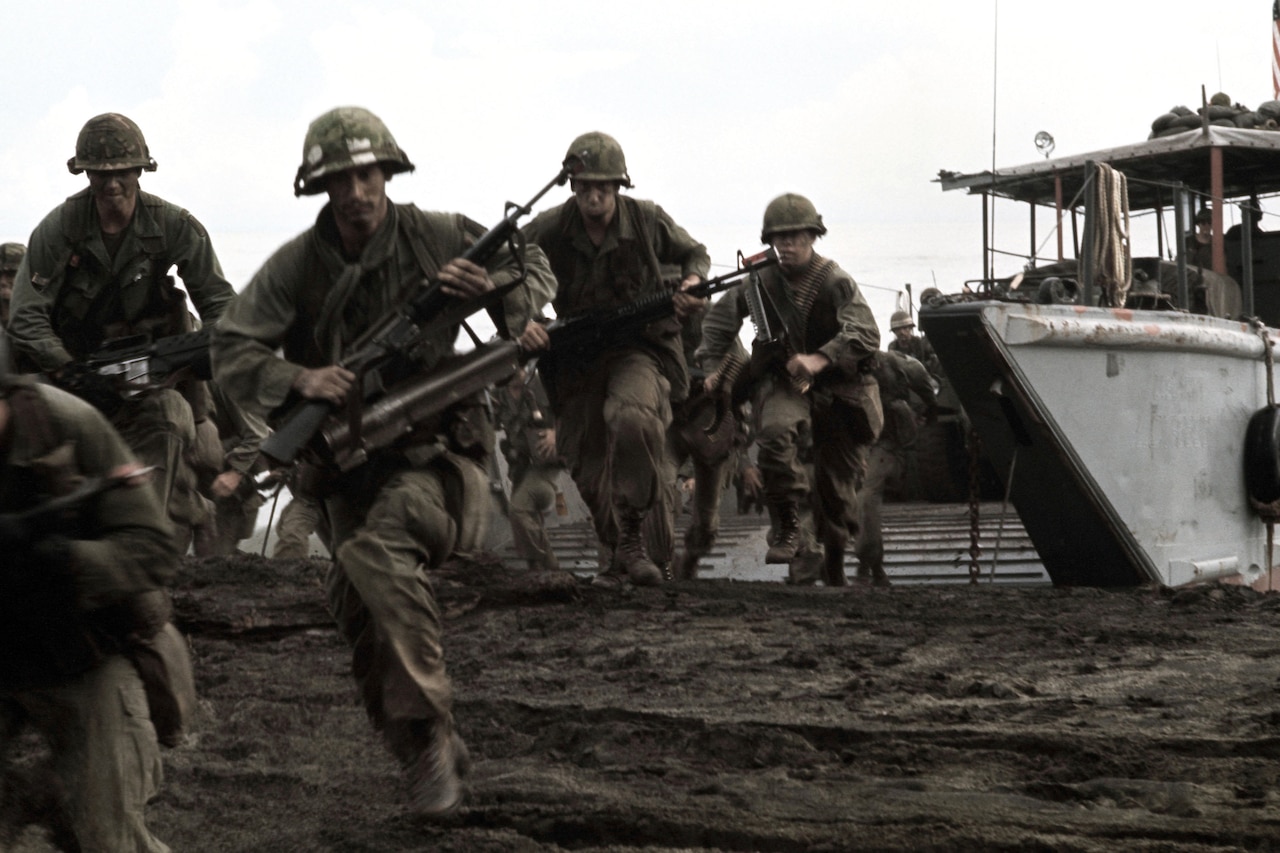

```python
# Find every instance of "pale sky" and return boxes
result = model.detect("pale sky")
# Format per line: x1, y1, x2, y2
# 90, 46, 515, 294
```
2, 1, 1275, 339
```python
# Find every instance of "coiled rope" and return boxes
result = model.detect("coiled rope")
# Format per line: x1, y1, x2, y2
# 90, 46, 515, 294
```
1089, 164, 1133, 307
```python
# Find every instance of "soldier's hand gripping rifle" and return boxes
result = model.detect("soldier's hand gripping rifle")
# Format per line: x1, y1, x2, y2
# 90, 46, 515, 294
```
741, 263, 808, 396
260, 161, 581, 466
58, 326, 215, 416
543, 248, 778, 354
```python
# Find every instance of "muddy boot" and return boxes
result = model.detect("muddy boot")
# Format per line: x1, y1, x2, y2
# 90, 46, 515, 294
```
617, 509, 664, 586
674, 547, 702, 581
786, 547, 823, 585
403, 721, 471, 819
765, 502, 801, 564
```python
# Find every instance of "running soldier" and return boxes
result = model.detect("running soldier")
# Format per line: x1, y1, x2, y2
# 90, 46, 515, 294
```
522, 131, 710, 586
493, 365, 566, 571
0, 242, 24, 326
211, 106, 555, 817
7, 113, 238, 550
699, 193, 882, 585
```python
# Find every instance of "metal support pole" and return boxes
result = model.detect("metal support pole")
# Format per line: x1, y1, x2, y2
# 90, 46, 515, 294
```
1174, 185, 1189, 310
1080, 161, 1096, 306
1241, 201, 1256, 317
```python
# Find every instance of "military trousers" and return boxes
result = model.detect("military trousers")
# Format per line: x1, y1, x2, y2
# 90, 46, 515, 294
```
855, 442, 903, 576
507, 461, 562, 571
0, 656, 169, 852
112, 389, 203, 550
555, 350, 673, 558
322, 457, 486, 761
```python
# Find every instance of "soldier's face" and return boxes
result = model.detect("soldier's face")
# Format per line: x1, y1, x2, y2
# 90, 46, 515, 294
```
326, 165, 390, 238
893, 326, 914, 344
770, 230, 816, 272
571, 179, 618, 225
86, 168, 142, 216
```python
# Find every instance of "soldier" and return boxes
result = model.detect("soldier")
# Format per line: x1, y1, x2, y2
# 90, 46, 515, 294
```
521, 131, 710, 587
854, 350, 938, 586
699, 193, 882, 586
0, 242, 24, 326
188, 379, 269, 556
7, 113, 238, 549
0, 329, 178, 851
211, 106, 555, 817
887, 309, 943, 383
493, 365, 566, 571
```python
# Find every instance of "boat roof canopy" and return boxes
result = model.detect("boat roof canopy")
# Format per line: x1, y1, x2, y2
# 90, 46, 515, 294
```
937, 127, 1280, 211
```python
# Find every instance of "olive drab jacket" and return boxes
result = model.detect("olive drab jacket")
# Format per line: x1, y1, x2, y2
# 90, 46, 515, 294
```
872, 349, 937, 451
698, 253, 881, 405
521, 195, 710, 408
8, 188, 234, 373
0, 381, 177, 689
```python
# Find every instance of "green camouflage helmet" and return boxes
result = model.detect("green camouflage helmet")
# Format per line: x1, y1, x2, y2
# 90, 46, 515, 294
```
294, 107, 415, 197
67, 113, 157, 175
761, 193, 827, 243
564, 131, 632, 188
0, 242, 25, 273
890, 310, 914, 330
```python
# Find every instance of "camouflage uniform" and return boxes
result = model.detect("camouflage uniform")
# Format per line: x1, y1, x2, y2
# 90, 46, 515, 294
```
212, 107, 554, 815
521, 132, 710, 584
492, 370, 565, 571
0, 376, 178, 852
855, 351, 937, 585
7, 114, 237, 548
699, 194, 881, 585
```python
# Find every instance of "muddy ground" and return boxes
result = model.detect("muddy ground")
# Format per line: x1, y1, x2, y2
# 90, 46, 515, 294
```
12, 552, 1280, 852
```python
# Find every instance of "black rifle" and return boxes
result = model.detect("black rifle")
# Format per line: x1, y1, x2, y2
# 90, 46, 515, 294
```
261, 163, 579, 466
543, 248, 777, 354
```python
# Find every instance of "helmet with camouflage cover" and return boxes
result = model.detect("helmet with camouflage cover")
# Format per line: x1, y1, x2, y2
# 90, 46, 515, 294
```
761, 193, 827, 243
563, 131, 632, 188
67, 113, 158, 175
294, 107, 415, 197
0, 243, 24, 273
890, 310, 914, 331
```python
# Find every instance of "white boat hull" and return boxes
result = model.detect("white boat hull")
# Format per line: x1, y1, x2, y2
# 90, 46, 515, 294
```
920, 301, 1273, 588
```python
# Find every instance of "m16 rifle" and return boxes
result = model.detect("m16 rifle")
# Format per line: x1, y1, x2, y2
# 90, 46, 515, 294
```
57, 327, 214, 416
260, 161, 582, 466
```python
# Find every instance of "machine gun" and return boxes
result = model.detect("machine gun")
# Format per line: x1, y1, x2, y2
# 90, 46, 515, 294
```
543, 248, 777, 355
261, 162, 580, 466
740, 264, 808, 395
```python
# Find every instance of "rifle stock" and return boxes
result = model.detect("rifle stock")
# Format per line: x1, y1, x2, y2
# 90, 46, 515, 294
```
261, 164, 577, 466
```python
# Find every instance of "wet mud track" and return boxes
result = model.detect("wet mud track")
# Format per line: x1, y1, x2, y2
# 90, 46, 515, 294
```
12, 554, 1280, 851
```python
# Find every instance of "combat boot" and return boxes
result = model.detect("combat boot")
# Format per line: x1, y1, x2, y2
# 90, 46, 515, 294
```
765, 502, 801, 564
404, 722, 471, 819
855, 541, 891, 587
786, 547, 823, 585
617, 509, 664, 586
674, 547, 701, 581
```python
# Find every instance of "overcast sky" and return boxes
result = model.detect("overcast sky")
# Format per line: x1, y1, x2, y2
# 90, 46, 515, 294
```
2, 1, 1275, 337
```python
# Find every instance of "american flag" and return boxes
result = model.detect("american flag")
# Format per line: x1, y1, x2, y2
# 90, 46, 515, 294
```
1274, 1, 1280, 98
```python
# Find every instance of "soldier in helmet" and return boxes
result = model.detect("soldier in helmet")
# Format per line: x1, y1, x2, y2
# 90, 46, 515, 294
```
699, 193, 881, 586
887, 308, 943, 382
520, 131, 710, 587
0, 327, 178, 850
0, 242, 25, 326
7, 113, 237, 550
212, 106, 555, 818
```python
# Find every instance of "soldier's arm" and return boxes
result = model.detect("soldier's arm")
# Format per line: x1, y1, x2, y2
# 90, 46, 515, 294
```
169, 208, 235, 323
695, 290, 747, 373
6, 217, 75, 373
652, 204, 711, 282
817, 272, 880, 366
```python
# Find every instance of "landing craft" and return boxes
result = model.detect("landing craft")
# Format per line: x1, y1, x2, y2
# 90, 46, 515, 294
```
920, 120, 1280, 589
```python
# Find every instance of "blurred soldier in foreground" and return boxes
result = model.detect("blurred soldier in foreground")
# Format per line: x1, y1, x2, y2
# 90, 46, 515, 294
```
7, 113, 238, 550
493, 365, 565, 571
212, 107, 555, 817
0, 242, 25, 325
699, 193, 881, 585
853, 350, 937, 586
522, 131, 710, 587
0, 330, 178, 851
